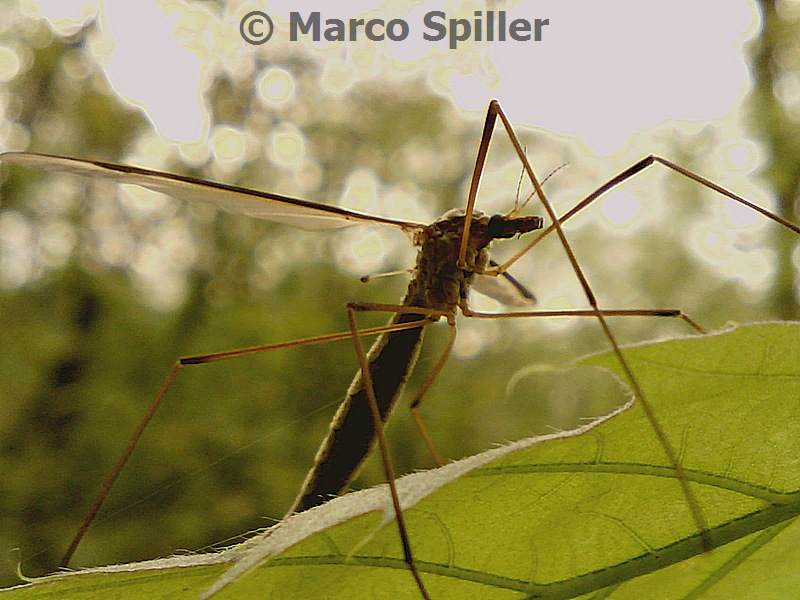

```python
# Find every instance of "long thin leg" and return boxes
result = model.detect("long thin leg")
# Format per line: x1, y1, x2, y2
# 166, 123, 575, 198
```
346, 304, 431, 600
463, 100, 712, 551
351, 305, 706, 477
457, 102, 498, 267
287, 298, 467, 516
58, 363, 182, 568
408, 322, 456, 467
58, 318, 429, 569
463, 307, 706, 334
405, 306, 707, 470
495, 155, 800, 275
346, 303, 456, 468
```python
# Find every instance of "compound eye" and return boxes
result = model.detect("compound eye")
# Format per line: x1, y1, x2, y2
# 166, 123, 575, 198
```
487, 214, 510, 239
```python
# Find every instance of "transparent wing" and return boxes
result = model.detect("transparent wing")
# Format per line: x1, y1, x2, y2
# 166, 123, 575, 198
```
472, 260, 536, 307
1, 152, 424, 233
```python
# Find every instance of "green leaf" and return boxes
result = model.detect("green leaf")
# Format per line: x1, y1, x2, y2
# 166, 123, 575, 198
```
3, 323, 799, 599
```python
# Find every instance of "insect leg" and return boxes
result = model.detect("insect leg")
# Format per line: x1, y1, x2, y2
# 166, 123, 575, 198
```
345, 303, 432, 600
59, 320, 428, 569
487, 99, 713, 550
493, 155, 800, 276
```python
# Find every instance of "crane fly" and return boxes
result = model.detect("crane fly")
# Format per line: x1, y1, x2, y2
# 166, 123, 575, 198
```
3, 100, 800, 597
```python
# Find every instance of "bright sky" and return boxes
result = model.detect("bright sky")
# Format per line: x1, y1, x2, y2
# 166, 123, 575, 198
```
7, 0, 777, 318
24, 0, 760, 153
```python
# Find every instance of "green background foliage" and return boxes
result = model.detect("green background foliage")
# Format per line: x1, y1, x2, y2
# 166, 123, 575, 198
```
2, 324, 799, 598
0, 0, 798, 590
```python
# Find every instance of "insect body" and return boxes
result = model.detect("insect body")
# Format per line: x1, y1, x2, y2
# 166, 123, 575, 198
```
291, 209, 543, 513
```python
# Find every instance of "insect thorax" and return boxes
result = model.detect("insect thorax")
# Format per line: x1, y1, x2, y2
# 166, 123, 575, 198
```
406, 211, 543, 314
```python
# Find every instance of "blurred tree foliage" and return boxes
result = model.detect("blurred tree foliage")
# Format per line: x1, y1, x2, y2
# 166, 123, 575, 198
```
748, 0, 800, 319
0, 3, 797, 588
